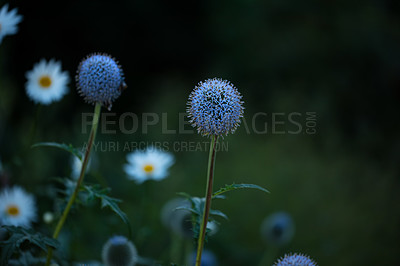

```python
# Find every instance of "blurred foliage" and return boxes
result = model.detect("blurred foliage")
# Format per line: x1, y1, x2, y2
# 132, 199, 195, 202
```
1, 0, 400, 265
0, 225, 59, 264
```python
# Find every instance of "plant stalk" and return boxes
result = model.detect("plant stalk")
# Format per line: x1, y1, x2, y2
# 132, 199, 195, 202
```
195, 135, 218, 266
45, 102, 102, 266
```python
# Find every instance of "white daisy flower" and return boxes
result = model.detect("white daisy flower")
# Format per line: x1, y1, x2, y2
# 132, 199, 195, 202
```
0, 186, 37, 227
124, 148, 174, 184
0, 4, 23, 44
25, 59, 70, 105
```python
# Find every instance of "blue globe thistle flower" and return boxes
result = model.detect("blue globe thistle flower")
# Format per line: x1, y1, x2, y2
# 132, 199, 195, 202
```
102, 235, 138, 266
76, 53, 126, 110
187, 78, 244, 137
260, 212, 295, 247
274, 253, 317, 266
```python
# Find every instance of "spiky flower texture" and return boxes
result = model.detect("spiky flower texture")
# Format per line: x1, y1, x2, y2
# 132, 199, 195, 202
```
187, 78, 244, 137
102, 235, 138, 266
76, 53, 126, 110
274, 253, 318, 266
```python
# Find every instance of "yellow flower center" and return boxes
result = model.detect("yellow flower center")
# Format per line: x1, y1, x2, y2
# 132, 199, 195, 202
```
6, 205, 20, 216
143, 164, 154, 173
39, 75, 52, 88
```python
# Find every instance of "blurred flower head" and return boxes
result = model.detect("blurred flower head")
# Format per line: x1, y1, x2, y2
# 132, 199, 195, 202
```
102, 235, 138, 266
260, 212, 295, 246
70, 154, 91, 180
76, 53, 126, 110
42, 211, 54, 224
274, 253, 317, 266
187, 78, 244, 137
0, 186, 37, 227
124, 148, 174, 184
0, 4, 22, 44
188, 249, 218, 266
161, 198, 193, 238
161, 198, 218, 239
25, 59, 70, 105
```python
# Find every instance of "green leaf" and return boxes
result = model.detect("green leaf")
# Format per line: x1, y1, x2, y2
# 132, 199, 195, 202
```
31, 142, 83, 160
0, 226, 59, 265
212, 183, 269, 198
175, 206, 201, 216
176, 192, 192, 198
83, 185, 130, 225
209, 209, 228, 220
176, 192, 230, 240
213, 195, 226, 200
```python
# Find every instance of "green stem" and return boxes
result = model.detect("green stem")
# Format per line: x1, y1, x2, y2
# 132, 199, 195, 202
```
195, 135, 218, 266
258, 246, 279, 266
45, 103, 102, 266
29, 105, 41, 146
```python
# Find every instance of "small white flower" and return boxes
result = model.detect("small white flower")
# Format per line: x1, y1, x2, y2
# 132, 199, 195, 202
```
25, 59, 70, 105
124, 148, 174, 184
0, 186, 37, 227
0, 4, 23, 44
43, 211, 54, 224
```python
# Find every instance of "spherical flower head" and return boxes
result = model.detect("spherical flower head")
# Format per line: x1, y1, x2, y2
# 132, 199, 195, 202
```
0, 4, 23, 44
260, 212, 295, 246
102, 235, 138, 266
25, 59, 70, 105
274, 253, 317, 266
124, 147, 174, 184
0, 186, 37, 227
187, 78, 244, 137
76, 53, 126, 110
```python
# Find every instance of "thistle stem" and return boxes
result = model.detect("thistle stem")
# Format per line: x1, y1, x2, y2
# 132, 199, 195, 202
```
195, 135, 218, 266
45, 102, 102, 266
258, 246, 279, 266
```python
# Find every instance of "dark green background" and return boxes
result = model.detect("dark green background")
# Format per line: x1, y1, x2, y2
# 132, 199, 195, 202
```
0, 0, 399, 265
